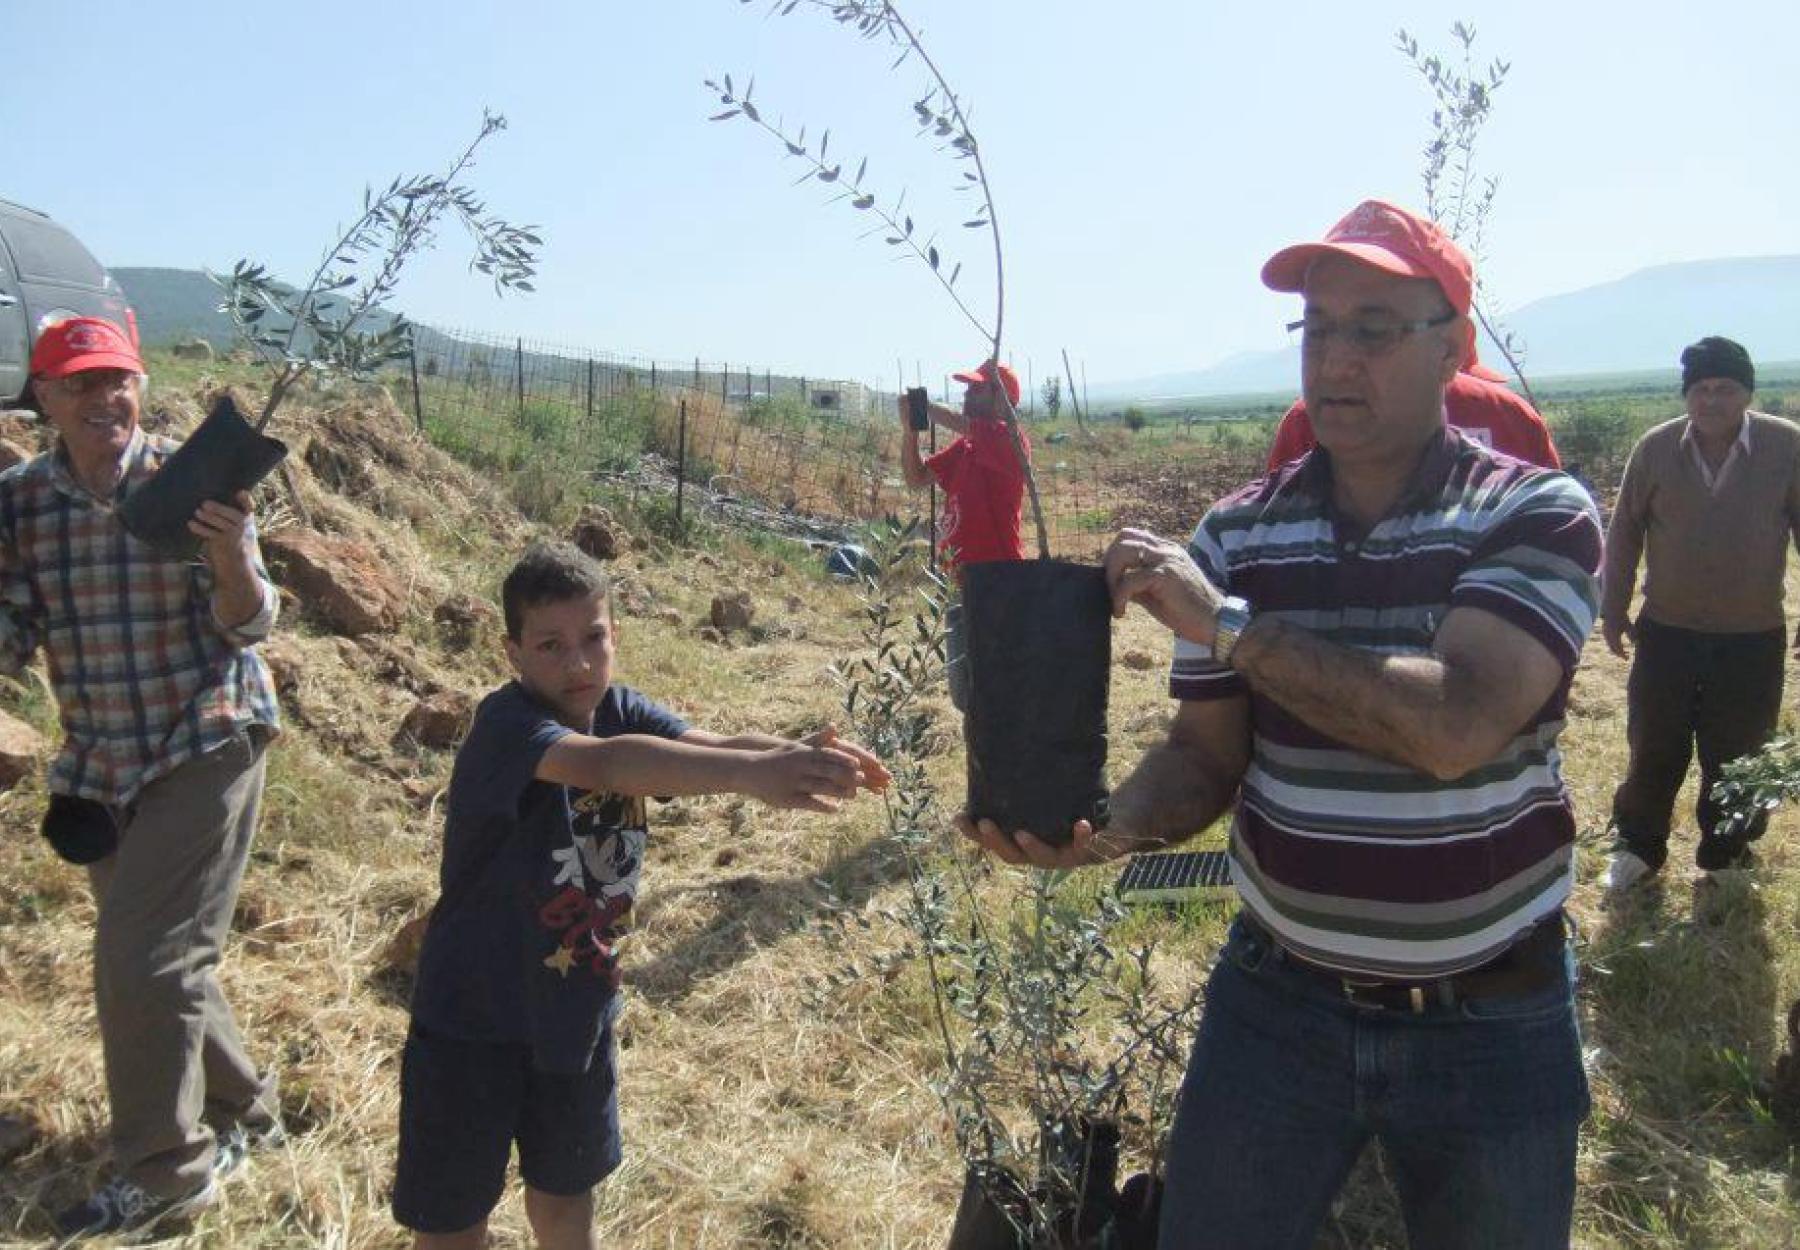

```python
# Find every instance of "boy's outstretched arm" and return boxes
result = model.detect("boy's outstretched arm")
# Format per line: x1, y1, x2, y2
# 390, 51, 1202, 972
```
680, 726, 889, 793
535, 731, 879, 812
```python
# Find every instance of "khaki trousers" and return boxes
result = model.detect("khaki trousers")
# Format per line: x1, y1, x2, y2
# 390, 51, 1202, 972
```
85, 730, 277, 1197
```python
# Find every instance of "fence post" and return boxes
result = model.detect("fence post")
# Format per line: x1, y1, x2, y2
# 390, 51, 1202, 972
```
514, 337, 526, 427
675, 397, 688, 533
721, 364, 728, 407
765, 367, 771, 400
407, 347, 425, 434
585, 358, 595, 424
650, 362, 657, 394
694, 356, 701, 395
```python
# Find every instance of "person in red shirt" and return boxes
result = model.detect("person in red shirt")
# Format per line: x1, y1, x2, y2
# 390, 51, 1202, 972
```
1267, 354, 1562, 472
898, 360, 1029, 709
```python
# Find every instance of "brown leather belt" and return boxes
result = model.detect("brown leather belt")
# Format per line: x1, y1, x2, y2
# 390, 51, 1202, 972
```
1240, 912, 1568, 1014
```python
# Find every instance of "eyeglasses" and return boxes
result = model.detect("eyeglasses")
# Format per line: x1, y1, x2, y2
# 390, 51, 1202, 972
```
1287, 310, 1458, 358
42, 370, 140, 398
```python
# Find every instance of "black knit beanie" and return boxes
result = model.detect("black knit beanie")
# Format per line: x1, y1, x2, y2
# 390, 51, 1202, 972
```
1680, 336, 1755, 395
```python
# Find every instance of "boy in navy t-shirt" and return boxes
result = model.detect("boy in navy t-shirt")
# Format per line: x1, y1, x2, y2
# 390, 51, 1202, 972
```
393, 541, 886, 1248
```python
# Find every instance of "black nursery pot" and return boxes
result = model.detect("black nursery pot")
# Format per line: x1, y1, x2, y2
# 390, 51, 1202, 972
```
118, 395, 287, 561
1110, 1171, 1164, 1250
945, 1119, 1131, 1250
962, 559, 1111, 846
1044, 1116, 1122, 1244
947, 1162, 1032, 1250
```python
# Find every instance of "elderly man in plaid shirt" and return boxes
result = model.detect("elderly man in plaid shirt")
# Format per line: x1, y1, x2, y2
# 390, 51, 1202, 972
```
2, 318, 283, 1239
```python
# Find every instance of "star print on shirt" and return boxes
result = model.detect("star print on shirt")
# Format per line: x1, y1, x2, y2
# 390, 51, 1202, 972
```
543, 945, 578, 976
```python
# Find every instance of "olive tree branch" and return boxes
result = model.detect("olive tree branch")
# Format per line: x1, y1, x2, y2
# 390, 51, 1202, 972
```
711, 0, 1050, 557
1398, 23, 1539, 412
216, 111, 538, 432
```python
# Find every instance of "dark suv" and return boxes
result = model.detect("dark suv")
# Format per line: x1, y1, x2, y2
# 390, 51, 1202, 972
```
0, 199, 133, 405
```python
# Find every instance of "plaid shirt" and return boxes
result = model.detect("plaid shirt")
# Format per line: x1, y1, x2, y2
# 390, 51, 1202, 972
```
0, 429, 280, 806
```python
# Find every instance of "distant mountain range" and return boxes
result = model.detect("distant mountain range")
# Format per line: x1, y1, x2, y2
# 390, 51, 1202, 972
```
114, 266, 455, 360
118, 256, 1800, 403
1091, 255, 1800, 402
112, 267, 237, 346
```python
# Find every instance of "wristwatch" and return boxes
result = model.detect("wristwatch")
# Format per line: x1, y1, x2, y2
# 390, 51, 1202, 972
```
1212, 596, 1252, 666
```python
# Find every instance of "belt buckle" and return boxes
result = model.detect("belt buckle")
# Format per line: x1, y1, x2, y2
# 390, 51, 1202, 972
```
1341, 978, 1427, 1014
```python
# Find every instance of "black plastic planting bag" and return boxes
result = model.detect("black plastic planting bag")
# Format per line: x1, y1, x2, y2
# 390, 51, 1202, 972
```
40, 793, 119, 865
944, 1120, 1131, 1250
962, 559, 1110, 844
118, 395, 288, 561
947, 1163, 1030, 1250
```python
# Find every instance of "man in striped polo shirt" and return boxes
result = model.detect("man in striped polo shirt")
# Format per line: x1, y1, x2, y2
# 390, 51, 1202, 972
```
961, 201, 1603, 1249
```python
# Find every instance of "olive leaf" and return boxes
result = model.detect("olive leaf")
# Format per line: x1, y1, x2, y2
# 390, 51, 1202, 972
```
217, 111, 539, 433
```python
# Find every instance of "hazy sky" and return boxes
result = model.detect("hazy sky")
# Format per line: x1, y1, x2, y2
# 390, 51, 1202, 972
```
5, 1, 1795, 389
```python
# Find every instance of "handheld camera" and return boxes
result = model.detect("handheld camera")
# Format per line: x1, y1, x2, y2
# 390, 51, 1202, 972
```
906, 386, 930, 431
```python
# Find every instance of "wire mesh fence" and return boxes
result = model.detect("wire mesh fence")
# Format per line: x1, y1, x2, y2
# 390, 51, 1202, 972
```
403, 324, 1277, 560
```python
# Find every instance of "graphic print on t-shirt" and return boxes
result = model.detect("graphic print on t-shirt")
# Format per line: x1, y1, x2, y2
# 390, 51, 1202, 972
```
539, 790, 649, 988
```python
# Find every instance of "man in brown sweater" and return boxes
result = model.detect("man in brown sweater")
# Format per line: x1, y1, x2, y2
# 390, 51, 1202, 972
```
1601, 336, 1800, 891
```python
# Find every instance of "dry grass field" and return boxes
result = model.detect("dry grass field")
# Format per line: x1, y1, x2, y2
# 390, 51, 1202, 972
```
0, 362, 1795, 1248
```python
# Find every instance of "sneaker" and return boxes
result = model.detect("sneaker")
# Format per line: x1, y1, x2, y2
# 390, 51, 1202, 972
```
54, 1174, 216, 1239
213, 1119, 287, 1182
1600, 849, 1655, 894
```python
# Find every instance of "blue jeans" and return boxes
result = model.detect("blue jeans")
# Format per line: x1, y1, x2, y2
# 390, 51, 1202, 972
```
1157, 916, 1588, 1250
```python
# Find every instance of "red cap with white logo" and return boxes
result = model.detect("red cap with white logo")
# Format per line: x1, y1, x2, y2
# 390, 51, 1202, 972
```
29, 317, 145, 379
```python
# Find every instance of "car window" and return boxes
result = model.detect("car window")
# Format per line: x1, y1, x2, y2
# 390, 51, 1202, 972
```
2, 216, 106, 286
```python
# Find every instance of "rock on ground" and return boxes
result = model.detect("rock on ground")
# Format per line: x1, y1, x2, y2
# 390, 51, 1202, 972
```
0, 710, 47, 790
433, 593, 501, 651
263, 529, 407, 637
570, 505, 623, 561
398, 691, 478, 750
710, 590, 755, 632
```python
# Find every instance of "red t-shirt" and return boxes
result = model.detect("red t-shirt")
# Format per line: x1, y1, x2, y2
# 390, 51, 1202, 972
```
1266, 371, 1562, 471
926, 418, 1028, 569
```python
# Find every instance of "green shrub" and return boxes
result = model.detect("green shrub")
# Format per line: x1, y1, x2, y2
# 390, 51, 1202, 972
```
1551, 400, 1636, 482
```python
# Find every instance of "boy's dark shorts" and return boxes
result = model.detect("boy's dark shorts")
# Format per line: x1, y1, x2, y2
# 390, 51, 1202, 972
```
392, 1020, 621, 1234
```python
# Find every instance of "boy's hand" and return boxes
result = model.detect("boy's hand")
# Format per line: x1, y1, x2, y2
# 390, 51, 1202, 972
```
743, 739, 868, 812
805, 725, 891, 793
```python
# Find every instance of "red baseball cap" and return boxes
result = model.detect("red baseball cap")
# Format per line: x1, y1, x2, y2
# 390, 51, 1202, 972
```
1261, 200, 1474, 316
951, 360, 1022, 407
29, 316, 144, 379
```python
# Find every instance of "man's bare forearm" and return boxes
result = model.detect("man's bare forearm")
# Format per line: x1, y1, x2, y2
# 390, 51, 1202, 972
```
210, 567, 267, 632
1093, 736, 1239, 859
927, 402, 968, 435
1231, 618, 1470, 777
900, 430, 931, 488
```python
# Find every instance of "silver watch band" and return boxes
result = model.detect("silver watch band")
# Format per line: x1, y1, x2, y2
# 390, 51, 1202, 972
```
1212, 596, 1252, 665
